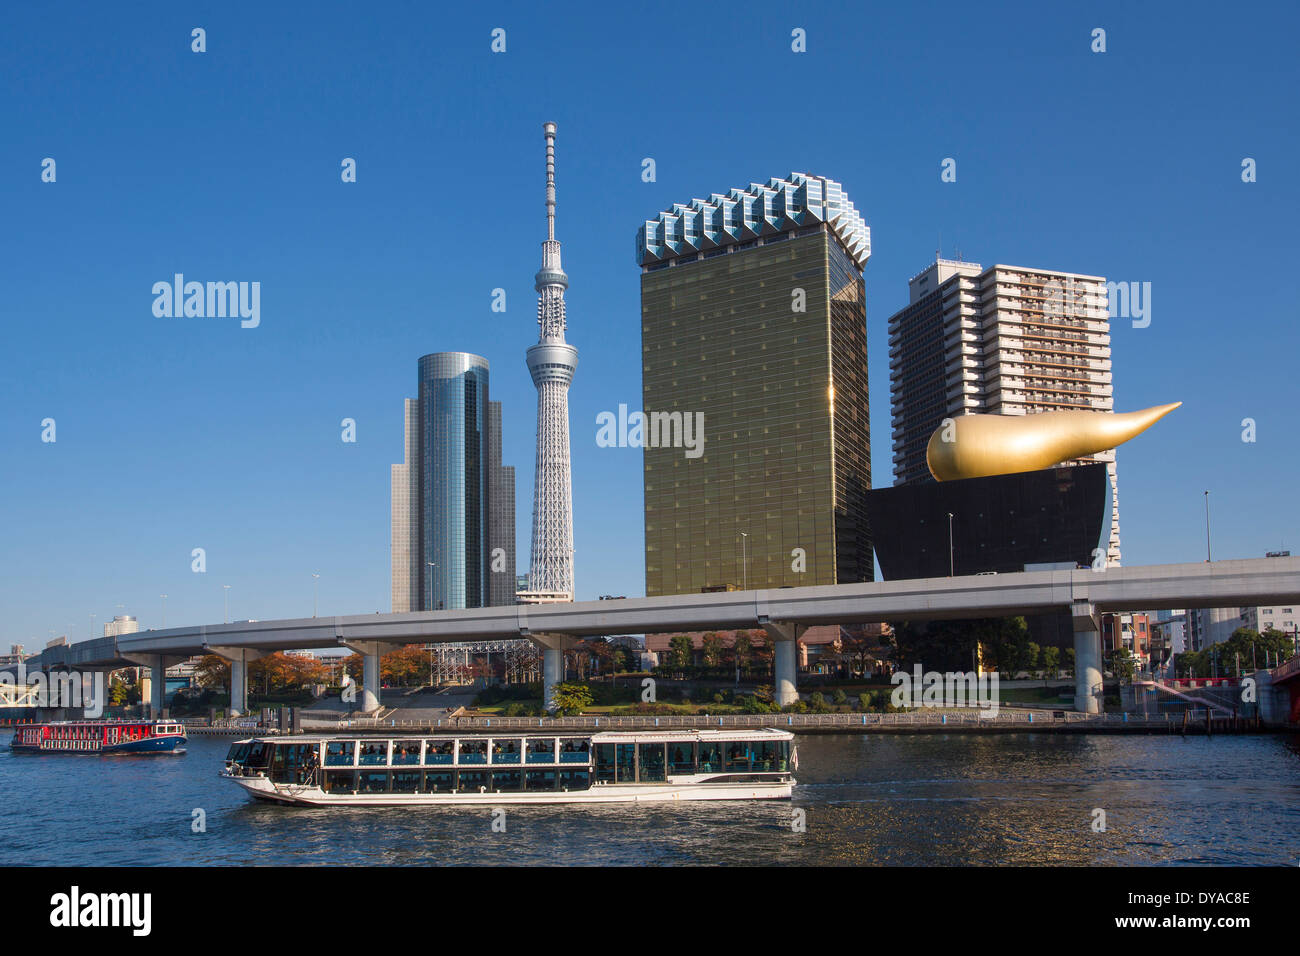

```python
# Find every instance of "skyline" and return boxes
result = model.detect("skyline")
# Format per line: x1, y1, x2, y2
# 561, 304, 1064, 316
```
3, 1, 1299, 646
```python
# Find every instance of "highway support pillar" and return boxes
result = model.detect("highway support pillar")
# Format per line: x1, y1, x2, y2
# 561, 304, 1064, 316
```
122, 653, 188, 718
760, 620, 806, 707
1072, 602, 1103, 715
341, 640, 403, 715
527, 634, 577, 714
204, 646, 267, 718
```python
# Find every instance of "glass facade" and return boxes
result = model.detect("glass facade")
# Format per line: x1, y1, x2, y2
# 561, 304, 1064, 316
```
640, 229, 872, 596
417, 352, 490, 610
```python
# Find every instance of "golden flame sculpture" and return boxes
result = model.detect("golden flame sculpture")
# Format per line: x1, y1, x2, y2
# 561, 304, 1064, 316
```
926, 403, 1181, 481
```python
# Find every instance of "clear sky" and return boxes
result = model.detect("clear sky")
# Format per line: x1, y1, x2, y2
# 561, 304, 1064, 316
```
2, 0, 1297, 647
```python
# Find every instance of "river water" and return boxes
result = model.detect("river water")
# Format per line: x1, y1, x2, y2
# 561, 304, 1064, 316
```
2, 732, 1297, 866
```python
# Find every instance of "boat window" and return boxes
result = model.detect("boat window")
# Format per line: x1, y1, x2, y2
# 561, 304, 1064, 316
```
526, 769, 557, 791
392, 740, 422, 766
271, 743, 316, 784
638, 743, 666, 782
491, 738, 521, 764
492, 770, 522, 792
358, 771, 389, 793
724, 741, 751, 771
457, 770, 488, 793
391, 771, 421, 794
616, 743, 636, 783
424, 740, 455, 765
668, 742, 696, 774
226, 742, 251, 763
245, 742, 273, 770
458, 739, 487, 764
697, 741, 722, 772
358, 741, 389, 766
779, 739, 791, 770
325, 741, 356, 766
752, 740, 780, 771
423, 771, 454, 793
526, 738, 556, 763
559, 769, 591, 791
595, 744, 616, 783
323, 771, 356, 794
559, 738, 590, 763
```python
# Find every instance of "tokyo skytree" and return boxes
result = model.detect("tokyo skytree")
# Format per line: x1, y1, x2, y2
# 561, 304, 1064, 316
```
524, 122, 578, 598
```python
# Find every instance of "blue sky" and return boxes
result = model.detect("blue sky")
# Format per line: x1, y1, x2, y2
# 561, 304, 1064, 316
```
2, 0, 1297, 647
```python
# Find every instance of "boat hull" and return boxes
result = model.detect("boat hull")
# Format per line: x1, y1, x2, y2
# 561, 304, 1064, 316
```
225, 772, 792, 806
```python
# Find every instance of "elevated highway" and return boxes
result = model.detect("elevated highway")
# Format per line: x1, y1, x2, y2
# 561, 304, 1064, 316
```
7, 556, 1298, 716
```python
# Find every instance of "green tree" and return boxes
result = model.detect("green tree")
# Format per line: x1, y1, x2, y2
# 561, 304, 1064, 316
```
701, 633, 724, 669
668, 635, 694, 670
832, 688, 847, 707
550, 682, 594, 716
858, 691, 874, 711
733, 634, 753, 673
1108, 648, 1136, 684
1023, 642, 1041, 677
1041, 646, 1061, 677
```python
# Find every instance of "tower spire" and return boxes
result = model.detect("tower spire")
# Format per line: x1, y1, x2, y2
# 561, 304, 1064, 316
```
523, 121, 579, 605
544, 121, 556, 241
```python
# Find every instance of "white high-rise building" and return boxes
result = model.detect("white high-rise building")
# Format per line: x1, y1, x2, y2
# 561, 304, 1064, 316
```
103, 615, 139, 638
522, 122, 578, 601
887, 257, 1120, 564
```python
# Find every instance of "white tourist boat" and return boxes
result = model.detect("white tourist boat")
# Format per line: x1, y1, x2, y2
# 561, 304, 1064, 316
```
220, 728, 796, 805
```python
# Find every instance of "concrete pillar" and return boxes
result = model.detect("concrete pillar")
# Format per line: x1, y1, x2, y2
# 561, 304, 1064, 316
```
543, 647, 563, 712
230, 659, 247, 717
761, 620, 806, 707
1072, 602, 1103, 714
362, 651, 380, 714
138, 667, 152, 714
150, 658, 165, 716
340, 640, 401, 715
774, 640, 798, 707
205, 646, 266, 718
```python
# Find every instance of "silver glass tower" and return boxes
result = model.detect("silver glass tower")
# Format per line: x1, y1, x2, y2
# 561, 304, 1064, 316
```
524, 122, 578, 599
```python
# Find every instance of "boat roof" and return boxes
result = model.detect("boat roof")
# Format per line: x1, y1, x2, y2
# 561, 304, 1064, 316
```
230, 728, 794, 744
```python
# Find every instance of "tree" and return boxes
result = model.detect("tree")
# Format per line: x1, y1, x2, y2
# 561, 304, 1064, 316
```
194, 654, 231, 689
733, 634, 753, 673
550, 682, 593, 716
832, 688, 847, 707
1108, 648, 1136, 684
668, 635, 694, 670
1041, 646, 1060, 677
1064, 647, 1076, 674
1023, 642, 1041, 677
701, 633, 724, 669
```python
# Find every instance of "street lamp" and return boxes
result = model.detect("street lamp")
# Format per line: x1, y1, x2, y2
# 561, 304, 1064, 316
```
223, 584, 231, 624
738, 531, 749, 591
946, 512, 956, 580
1204, 490, 1212, 563
312, 571, 321, 618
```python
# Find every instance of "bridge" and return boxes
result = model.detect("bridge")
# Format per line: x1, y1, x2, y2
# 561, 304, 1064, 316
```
5, 556, 1298, 717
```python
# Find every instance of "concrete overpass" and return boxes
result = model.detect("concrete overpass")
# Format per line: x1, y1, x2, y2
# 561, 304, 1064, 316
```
8, 556, 1299, 716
